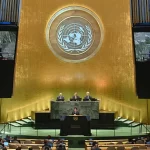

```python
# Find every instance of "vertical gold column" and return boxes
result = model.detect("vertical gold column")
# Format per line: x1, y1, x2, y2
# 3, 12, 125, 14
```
141, 0, 145, 23
7, 0, 11, 22
1, 0, 4, 22
143, 0, 146, 23
15, 0, 18, 23
139, 0, 142, 23
143, 0, 145, 22
145, 0, 147, 22
6, 0, 9, 21
146, 0, 149, 22
134, 0, 139, 24
133, 0, 137, 24
0, 0, 2, 22
3, 0, 6, 21
11, 0, 14, 22
131, 0, 135, 24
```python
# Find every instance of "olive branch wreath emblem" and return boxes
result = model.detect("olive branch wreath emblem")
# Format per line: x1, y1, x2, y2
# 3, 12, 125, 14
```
57, 25, 92, 53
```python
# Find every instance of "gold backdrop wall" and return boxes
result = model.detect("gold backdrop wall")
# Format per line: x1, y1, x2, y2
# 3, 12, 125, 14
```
0, 0, 149, 123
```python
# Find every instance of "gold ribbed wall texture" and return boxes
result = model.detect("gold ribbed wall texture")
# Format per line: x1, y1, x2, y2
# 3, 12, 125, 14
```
1, 0, 149, 123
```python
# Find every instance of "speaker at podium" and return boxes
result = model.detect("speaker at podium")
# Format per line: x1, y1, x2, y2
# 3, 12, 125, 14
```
60, 115, 91, 136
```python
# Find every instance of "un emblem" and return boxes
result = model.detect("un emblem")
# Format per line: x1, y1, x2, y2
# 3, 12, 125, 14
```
73, 116, 78, 121
46, 6, 104, 63
57, 22, 92, 54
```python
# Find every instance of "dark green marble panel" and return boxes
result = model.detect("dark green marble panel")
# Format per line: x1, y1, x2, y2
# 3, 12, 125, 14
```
51, 101, 99, 119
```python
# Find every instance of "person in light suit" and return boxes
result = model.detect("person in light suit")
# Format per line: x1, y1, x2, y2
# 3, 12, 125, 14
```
56, 93, 64, 101
71, 92, 81, 101
83, 92, 92, 101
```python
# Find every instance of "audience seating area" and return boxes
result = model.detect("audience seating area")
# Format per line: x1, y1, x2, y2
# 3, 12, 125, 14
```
2, 136, 150, 150
3, 138, 68, 150
85, 139, 150, 150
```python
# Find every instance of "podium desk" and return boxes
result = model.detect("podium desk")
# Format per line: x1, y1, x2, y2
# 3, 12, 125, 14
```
60, 115, 91, 136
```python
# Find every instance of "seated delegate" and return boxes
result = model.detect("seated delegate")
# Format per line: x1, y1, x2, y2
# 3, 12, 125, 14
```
83, 91, 92, 101
56, 93, 65, 101
70, 92, 81, 101
83, 92, 97, 101
55, 92, 97, 101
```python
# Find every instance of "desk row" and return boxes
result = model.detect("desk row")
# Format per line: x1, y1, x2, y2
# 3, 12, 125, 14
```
56, 92, 98, 101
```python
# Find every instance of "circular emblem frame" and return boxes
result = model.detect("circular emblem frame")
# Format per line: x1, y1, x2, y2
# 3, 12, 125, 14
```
46, 6, 104, 63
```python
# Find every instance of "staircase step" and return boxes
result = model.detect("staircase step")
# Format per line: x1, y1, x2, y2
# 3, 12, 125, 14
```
22, 118, 33, 123
9, 122, 22, 127
28, 117, 32, 120
16, 120, 27, 125
129, 122, 141, 127
1, 131, 9, 134
32, 120, 35, 123
124, 120, 134, 124
27, 117, 35, 123
115, 117, 122, 121
118, 118, 128, 122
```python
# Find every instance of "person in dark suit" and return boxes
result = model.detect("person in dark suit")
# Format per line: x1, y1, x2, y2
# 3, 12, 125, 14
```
71, 92, 81, 101
56, 93, 64, 101
83, 92, 92, 101
72, 107, 80, 115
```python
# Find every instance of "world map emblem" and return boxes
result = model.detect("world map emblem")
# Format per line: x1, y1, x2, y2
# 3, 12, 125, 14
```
57, 21, 92, 54
46, 6, 104, 63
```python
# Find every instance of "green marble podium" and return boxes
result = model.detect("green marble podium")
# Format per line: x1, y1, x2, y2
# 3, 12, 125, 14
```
50, 101, 99, 119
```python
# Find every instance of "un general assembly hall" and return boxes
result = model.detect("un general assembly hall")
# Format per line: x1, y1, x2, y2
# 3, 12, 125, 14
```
1, 0, 150, 150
